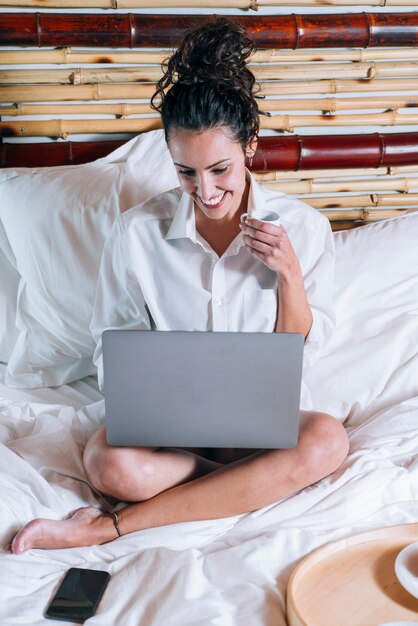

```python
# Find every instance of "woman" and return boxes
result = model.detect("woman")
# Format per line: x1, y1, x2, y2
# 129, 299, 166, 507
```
11, 19, 348, 553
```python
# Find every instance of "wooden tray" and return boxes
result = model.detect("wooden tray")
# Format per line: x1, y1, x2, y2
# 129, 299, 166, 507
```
287, 523, 418, 626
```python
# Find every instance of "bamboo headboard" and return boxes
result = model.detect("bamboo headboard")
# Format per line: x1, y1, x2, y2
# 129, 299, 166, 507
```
2, 9, 418, 231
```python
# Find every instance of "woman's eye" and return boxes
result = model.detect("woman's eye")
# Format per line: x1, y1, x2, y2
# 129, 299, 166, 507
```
178, 166, 228, 177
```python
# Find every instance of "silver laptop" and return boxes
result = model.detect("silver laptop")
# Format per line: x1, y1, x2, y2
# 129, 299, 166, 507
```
103, 330, 304, 449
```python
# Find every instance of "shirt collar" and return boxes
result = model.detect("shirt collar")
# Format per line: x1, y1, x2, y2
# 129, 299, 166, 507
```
219, 170, 262, 256
246, 168, 268, 216
165, 190, 197, 242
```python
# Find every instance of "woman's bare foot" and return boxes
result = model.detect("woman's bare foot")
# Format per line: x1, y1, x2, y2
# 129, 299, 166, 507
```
10, 506, 117, 554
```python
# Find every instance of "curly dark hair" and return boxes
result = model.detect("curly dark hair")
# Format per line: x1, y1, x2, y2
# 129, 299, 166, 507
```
150, 18, 260, 151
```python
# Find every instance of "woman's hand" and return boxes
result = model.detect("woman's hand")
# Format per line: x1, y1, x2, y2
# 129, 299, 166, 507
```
240, 216, 313, 337
240, 217, 301, 280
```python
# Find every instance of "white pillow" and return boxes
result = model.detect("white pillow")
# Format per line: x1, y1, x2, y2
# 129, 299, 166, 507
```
0, 223, 19, 363
305, 212, 418, 426
0, 130, 178, 387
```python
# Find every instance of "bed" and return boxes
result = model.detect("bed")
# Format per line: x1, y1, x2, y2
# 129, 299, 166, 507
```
0, 127, 417, 626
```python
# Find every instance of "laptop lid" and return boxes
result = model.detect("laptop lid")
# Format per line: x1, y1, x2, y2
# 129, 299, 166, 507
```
103, 330, 304, 449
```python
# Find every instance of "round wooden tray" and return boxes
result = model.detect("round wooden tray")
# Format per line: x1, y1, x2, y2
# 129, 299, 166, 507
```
287, 522, 418, 626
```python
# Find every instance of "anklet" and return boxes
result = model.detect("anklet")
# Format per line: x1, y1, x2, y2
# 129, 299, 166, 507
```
108, 511, 123, 537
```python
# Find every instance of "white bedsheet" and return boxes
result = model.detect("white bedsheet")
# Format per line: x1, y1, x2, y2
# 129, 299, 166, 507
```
0, 363, 102, 409
1, 390, 418, 625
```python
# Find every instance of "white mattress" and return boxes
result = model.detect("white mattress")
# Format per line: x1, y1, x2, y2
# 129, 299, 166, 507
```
1, 371, 417, 625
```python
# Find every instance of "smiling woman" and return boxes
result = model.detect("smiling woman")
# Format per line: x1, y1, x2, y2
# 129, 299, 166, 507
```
150, 19, 259, 254
10, 17, 349, 555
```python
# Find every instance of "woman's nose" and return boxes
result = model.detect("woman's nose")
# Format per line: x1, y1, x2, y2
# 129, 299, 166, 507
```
196, 174, 214, 201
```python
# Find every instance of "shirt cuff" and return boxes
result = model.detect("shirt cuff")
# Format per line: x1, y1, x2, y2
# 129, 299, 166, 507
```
303, 313, 333, 370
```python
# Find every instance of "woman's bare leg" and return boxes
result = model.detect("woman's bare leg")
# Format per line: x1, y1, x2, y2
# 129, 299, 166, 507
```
10, 412, 349, 553
10, 431, 226, 554
82, 426, 224, 502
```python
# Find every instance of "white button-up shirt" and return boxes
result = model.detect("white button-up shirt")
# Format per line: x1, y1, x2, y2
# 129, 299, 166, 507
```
91, 173, 335, 409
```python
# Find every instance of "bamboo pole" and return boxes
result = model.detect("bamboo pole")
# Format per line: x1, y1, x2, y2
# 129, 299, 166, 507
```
4, 111, 418, 137
260, 111, 418, 131
5, 96, 418, 118
258, 0, 418, 4
254, 48, 418, 64
263, 177, 418, 194
319, 208, 414, 221
258, 0, 418, 5
2, 13, 418, 49
0, 48, 169, 66
258, 79, 418, 96
308, 193, 418, 209
0, 67, 163, 85
255, 61, 418, 82
5, 61, 418, 85
0, 103, 156, 117
331, 221, 358, 231
0, 0, 255, 7
0, 84, 156, 104
2, 134, 418, 170
265, 110, 418, 130
6, 47, 418, 66
92, 132, 418, 170
3, 79, 418, 105
0, 118, 162, 139
259, 96, 418, 114
254, 165, 418, 181
0, 0, 417, 6
1, 125, 417, 181
0, 139, 126, 167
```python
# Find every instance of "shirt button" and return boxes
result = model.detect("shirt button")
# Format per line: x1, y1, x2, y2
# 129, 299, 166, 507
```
215, 298, 223, 306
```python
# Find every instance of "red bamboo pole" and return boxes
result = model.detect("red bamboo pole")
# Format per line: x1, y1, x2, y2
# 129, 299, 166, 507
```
0, 140, 124, 167
1, 13, 418, 48
251, 133, 418, 171
3, 132, 418, 169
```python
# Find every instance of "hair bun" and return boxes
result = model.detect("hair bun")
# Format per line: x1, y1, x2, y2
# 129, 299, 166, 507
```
151, 17, 261, 149
166, 18, 256, 91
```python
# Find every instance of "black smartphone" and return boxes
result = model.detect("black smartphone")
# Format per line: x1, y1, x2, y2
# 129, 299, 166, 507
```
45, 567, 110, 623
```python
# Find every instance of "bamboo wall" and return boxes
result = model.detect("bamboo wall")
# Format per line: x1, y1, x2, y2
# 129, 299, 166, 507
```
1, 5, 418, 229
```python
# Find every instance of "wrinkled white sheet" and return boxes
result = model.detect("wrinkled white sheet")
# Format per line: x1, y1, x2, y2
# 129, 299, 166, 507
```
0, 394, 417, 626
0, 363, 102, 409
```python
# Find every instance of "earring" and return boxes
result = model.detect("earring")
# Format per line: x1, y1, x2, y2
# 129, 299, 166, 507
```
248, 154, 254, 168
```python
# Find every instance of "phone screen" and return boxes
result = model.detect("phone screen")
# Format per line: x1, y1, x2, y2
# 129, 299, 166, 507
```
45, 567, 110, 623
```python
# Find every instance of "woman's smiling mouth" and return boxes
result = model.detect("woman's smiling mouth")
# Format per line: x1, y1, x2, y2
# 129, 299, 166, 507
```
199, 192, 226, 209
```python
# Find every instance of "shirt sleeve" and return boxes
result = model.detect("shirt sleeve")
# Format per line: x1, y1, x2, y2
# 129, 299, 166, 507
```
90, 215, 151, 389
302, 214, 336, 370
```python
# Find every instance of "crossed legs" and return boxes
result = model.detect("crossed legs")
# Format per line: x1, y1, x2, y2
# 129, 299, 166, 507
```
83, 428, 223, 502
10, 411, 349, 553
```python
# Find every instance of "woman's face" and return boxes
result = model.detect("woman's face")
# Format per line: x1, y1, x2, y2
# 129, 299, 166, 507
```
168, 127, 252, 222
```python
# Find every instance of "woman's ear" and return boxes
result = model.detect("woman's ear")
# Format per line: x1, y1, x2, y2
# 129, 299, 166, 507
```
246, 137, 258, 160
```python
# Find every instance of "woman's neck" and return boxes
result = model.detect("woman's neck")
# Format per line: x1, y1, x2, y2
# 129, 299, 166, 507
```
194, 183, 249, 257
